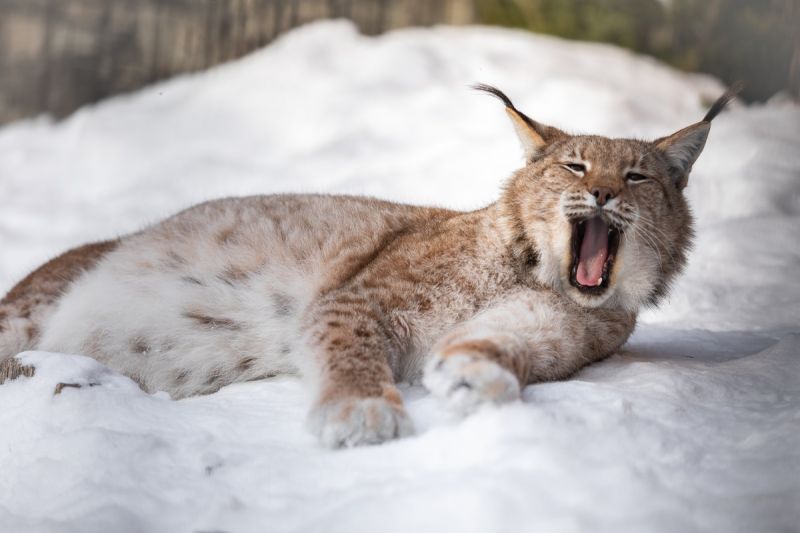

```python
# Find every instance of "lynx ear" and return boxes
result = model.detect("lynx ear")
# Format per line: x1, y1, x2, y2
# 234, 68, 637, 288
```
473, 83, 566, 160
655, 83, 742, 188
654, 122, 711, 188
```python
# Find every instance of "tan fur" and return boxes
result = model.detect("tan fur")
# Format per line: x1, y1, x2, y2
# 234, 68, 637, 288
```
0, 240, 118, 356
0, 86, 733, 447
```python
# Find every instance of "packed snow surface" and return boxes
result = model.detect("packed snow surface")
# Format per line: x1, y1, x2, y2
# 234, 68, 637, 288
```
1, 21, 799, 533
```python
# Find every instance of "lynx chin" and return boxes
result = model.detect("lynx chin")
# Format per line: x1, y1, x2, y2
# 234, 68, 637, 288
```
0, 84, 738, 447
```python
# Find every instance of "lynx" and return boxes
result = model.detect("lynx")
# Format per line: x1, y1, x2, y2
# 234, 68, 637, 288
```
0, 85, 736, 447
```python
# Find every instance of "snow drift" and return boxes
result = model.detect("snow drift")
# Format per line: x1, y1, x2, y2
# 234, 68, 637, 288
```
0, 21, 798, 533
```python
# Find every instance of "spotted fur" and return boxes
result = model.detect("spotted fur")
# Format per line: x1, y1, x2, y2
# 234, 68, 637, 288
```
0, 86, 736, 447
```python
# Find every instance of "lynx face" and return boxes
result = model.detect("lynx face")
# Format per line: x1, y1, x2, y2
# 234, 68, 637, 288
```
482, 83, 735, 311
521, 136, 693, 310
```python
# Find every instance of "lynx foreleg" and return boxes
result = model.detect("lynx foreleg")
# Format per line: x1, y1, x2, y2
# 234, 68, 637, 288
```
424, 291, 635, 413
304, 292, 413, 448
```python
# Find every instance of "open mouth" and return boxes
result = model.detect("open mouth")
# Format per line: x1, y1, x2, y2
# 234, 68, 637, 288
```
570, 216, 621, 294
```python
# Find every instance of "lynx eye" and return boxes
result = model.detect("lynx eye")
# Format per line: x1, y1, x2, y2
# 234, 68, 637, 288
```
564, 163, 586, 173
626, 172, 650, 183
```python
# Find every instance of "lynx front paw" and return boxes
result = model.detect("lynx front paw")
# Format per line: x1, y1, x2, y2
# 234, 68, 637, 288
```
423, 352, 520, 414
308, 388, 414, 448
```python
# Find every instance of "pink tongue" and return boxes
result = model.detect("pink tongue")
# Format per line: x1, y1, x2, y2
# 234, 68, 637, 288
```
576, 217, 609, 287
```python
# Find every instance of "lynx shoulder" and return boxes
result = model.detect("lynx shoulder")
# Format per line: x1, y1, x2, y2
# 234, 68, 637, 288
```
0, 85, 738, 447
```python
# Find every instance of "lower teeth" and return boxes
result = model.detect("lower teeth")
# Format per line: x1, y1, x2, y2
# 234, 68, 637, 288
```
597, 277, 603, 286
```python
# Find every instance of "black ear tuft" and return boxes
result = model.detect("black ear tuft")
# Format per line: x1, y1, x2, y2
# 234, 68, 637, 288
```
702, 81, 744, 123
472, 83, 516, 110
471, 83, 568, 160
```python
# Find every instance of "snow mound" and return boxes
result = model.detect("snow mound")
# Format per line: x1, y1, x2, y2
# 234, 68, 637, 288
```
1, 20, 798, 533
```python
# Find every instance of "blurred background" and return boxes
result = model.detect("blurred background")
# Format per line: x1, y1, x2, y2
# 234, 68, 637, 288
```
0, 0, 797, 126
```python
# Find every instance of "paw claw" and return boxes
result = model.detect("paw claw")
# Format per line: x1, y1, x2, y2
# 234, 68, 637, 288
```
450, 378, 472, 393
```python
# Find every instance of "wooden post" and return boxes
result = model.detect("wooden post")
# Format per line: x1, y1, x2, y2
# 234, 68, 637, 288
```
0, 0, 477, 125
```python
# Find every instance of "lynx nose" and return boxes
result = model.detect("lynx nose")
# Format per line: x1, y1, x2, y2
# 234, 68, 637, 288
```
591, 187, 615, 206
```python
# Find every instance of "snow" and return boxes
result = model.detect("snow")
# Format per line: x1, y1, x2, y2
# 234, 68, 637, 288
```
1, 20, 799, 533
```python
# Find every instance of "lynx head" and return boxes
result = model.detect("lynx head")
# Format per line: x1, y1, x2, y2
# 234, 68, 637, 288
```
482, 83, 740, 311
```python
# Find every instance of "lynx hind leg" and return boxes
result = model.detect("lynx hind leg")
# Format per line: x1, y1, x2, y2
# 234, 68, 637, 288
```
423, 339, 522, 414
0, 240, 119, 362
0, 314, 41, 362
